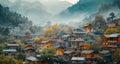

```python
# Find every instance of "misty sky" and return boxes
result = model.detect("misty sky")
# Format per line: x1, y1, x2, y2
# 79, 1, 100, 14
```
10, 0, 79, 4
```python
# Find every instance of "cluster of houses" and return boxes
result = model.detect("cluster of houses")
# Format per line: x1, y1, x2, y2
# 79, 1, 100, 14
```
1, 18, 120, 64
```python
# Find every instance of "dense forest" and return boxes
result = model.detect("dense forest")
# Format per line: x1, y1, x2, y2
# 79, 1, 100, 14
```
0, 4, 32, 27
0, 4, 33, 43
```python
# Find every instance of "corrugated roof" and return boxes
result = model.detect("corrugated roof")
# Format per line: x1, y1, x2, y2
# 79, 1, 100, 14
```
71, 38, 84, 42
73, 32, 86, 34
7, 44, 19, 46
109, 34, 119, 37
3, 49, 17, 52
71, 57, 85, 60
26, 56, 38, 61
99, 50, 109, 54
81, 50, 94, 54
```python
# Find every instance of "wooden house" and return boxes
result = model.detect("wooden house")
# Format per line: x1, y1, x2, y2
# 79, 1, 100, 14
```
24, 44, 35, 57
117, 19, 120, 26
102, 34, 120, 48
7, 43, 19, 50
81, 50, 96, 59
2, 49, 18, 57
72, 28, 86, 38
42, 41, 52, 49
71, 57, 86, 64
82, 43, 91, 50
70, 38, 84, 49
26, 56, 39, 64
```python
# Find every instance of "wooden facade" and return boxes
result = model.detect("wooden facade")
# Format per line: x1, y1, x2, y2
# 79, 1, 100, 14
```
102, 34, 120, 48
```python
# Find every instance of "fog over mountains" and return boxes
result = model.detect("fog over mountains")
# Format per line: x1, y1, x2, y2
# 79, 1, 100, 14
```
57, 0, 120, 25
0, 0, 72, 25
0, 0, 120, 26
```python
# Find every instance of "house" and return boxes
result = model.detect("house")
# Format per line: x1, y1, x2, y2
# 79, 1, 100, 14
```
2, 49, 18, 57
55, 47, 64, 56
81, 50, 96, 59
72, 28, 86, 38
102, 34, 120, 48
99, 50, 112, 62
7, 43, 20, 50
42, 41, 52, 49
24, 44, 35, 57
71, 57, 86, 64
117, 19, 120, 26
107, 22, 116, 28
82, 43, 91, 50
26, 56, 40, 64
70, 38, 84, 49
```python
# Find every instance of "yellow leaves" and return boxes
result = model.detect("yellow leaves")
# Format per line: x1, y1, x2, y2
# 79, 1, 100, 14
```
34, 37, 40, 43
51, 24, 61, 29
104, 27, 120, 34
43, 41, 52, 49
44, 27, 54, 34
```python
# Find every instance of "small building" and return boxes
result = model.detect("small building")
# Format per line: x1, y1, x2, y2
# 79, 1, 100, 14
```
2, 49, 18, 57
72, 28, 86, 38
102, 34, 120, 48
81, 50, 96, 59
24, 44, 35, 57
7, 43, 19, 50
107, 22, 116, 28
70, 38, 84, 49
42, 41, 52, 49
82, 43, 91, 50
71, 57, 86, 64
117, 19, 120, 26
26, 56, 40, 64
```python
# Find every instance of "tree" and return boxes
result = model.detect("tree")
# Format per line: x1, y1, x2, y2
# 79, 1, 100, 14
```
93, 14, 106, 31
113, 49, 120, 63
110, 12, 115, 20
0, 54, 16, 64
40, 47, 56, 64
104, 27, 120, 34
34, 37, 40, 43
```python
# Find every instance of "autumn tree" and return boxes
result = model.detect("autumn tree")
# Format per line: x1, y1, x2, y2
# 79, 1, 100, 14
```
41, 24, 63, 38
104, 27, 120, 34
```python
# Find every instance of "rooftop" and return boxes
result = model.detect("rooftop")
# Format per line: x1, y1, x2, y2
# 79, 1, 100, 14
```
81, 50, 94, 54
2, 49, 17, 52
7, 44, 19, 46
71, 57, 85, 61
26, 56, 38, 61
70, 38, 84, 42
99, 50, 109, 54
105, 34, 120, 38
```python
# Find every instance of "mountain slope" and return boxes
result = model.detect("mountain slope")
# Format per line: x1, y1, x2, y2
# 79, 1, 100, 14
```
0, 0, 51, 25
0, 4, 32, 27
40, 0, 72, 14
59, 0, 115, 16
10, 0, 51, 25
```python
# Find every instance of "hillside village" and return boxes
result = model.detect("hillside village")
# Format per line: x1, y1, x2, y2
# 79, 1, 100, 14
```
0, 1, 120, 64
